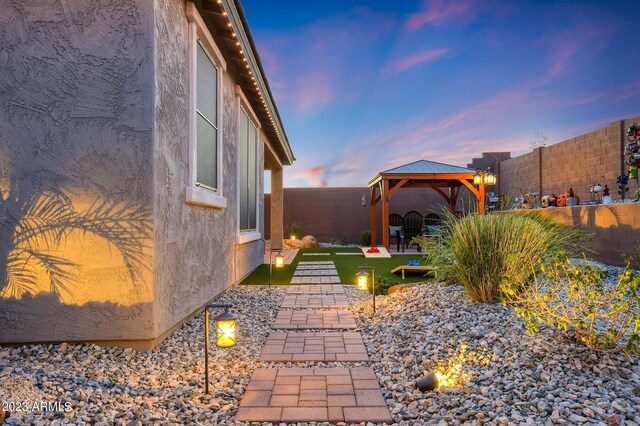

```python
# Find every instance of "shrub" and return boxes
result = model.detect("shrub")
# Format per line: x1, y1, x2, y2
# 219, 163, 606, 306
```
359, 229, 371, 247
289, 222, 303, 239
367, 276, 398, 295
507, 256, 640, 354
329, 235, 348, 246
415, 211, 591, 303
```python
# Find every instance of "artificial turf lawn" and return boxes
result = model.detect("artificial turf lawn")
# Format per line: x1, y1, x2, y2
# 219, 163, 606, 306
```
240, 247, 434, 285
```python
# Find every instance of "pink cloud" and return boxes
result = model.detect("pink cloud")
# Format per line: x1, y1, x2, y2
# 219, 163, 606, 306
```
386, 48, 449, 75
404, 0, 476, 32
293, 165, 329, 187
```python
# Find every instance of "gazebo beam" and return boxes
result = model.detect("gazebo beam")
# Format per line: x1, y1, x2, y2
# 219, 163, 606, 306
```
388, 178, 409, 200
430, 185, 450, 205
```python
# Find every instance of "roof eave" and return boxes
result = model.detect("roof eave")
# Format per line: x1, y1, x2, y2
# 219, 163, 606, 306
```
224, 0, 295, 166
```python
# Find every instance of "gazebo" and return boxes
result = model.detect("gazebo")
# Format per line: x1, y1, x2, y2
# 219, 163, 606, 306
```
368, 160, 494, 250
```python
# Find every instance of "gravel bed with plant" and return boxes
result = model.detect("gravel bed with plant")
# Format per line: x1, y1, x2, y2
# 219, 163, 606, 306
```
0, 286, 287, 425
349, 283, 640, 425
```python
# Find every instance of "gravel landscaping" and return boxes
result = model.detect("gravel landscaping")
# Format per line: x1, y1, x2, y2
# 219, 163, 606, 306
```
349, 284, 640, 425
0, 286, 284, 425
2, 280, 639, 425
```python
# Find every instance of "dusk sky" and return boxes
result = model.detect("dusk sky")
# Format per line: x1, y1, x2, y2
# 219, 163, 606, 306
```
243, 0, 640, 188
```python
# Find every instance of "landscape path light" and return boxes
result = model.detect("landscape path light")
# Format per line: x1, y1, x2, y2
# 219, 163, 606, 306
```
355, 270, 369, 291
356, 266, 376, 315
269, 249, 284, 288
204, 303, 238, 393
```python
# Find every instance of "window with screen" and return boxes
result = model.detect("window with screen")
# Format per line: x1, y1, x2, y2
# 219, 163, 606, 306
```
239, 108, 257, 231
196, 41, 218, 190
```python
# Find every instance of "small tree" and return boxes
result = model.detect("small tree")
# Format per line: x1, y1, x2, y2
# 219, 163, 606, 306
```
529, 131, 548, 150
505, 256, 640, 354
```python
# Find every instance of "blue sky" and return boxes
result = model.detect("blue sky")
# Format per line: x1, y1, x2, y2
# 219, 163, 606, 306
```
243, 0, 640, 188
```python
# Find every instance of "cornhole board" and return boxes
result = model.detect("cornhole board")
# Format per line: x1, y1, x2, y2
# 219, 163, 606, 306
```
391, 265, 438, 280
361, 246, 391, 258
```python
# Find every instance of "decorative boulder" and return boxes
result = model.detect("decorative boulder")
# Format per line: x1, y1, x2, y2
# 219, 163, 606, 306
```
301, 235, 319, 248
285, 238, 305, 248
388, 283, 418, 295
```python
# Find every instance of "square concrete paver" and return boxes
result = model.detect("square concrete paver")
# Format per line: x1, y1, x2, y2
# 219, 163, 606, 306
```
290, 276, 341, 284
272, 310, 357, 329
295, 264, 337, 270
293, 269, 339, 276
281, 294, 349, 309
259, 332, 369, 362
236, 367, 392, 423
286, 285, 345, 295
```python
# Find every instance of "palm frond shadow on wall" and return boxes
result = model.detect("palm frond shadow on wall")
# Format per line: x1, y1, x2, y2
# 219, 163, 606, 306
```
0, 186, 152, 300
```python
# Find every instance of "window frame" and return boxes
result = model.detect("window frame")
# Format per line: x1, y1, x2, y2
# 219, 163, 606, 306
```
185, 3, 228, 209
236, 85, 262, 244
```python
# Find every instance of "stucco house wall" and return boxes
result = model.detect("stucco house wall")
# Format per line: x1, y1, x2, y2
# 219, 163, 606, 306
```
0, 0, 156, 343
153, 0, 266, 336
0, 0, 280, 347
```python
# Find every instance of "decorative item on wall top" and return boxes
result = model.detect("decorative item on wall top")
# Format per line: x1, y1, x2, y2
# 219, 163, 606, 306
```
602, 184, 613, 205
617, 174, 629, 201
589, 183, 602, 203
557, 188, 578, 207
624, 123, 640, 166
541, 194, 558, 208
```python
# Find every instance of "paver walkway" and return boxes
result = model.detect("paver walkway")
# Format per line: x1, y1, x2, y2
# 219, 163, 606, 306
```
236, 257, 392, 424
286, 284, 345, 294
281, 294, 349, 309
236, 368, 392, 423
272, 309, 357, 330
290, 260, 341, 284
259, 332, 368, 362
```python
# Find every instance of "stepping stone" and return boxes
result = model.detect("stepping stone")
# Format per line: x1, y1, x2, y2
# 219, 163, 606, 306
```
259, 332, 369, 362
281, 294, 349, 309
272, 310, 356, 329
296, 265, 337, 270
290, 276, 341, 284
335, 252, 363, 256
297, 261, 334, 265
236, 367, 392, 424
293, 269, 339, 276
302, 253, 331, 256
286, 285, 345, 295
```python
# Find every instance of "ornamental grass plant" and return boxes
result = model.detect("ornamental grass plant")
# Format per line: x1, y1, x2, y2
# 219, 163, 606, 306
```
416, 210, 591, 304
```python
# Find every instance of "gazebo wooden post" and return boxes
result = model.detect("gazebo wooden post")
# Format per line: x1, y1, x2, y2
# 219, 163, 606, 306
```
448, 186, 456, 212
478, 182, 486, 214
369, 186, 377, 247
382, 179, 390, 250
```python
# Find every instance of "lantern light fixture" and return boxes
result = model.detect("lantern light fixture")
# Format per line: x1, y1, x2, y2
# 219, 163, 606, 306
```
275, 252, 284, 268
204, 303, 238, 393
356, 266, 377, 315
355, 270, 369, 291
484, 172, 497, 185
473, 169, 497, 186
473, 170, 483, 185
269, 249, 285, 288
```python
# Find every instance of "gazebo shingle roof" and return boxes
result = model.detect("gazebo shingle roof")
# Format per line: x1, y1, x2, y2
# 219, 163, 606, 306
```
381, 160, 476, 175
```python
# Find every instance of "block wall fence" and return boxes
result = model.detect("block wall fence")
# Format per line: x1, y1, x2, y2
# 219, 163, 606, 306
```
484, 116, 640, 199
265, 116, 640, 265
